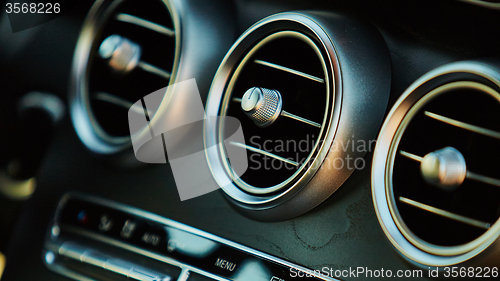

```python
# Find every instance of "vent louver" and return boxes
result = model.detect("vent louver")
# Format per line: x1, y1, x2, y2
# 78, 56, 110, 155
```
373, 61, 500, 266
70, 0, 179, 159
205, 12, 391, 221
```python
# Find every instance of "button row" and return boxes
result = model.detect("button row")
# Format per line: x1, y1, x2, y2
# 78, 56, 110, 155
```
61, 201, 168, 254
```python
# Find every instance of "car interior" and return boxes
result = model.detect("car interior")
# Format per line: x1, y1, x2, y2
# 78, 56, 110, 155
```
0, 0, 499, 280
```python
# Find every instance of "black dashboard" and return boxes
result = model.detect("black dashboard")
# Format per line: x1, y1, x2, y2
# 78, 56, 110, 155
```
0, 0, 499, 280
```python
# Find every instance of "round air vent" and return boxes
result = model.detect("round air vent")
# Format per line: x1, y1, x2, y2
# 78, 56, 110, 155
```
70, 0, 234, 165
205, 12, 391, 221
373, 61, 500, 267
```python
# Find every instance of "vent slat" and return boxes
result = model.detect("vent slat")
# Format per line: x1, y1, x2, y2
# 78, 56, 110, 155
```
399, 197, 492, 230
93, 92, 150, 116
281, 111, 321, 128
467, 171, 500, 187
229, 141, 299, 166
425, 111, 500, 140
116, 13, 175, 37
137, 61, 171, 80
399, 150, 423, 162
253, 59, 324, 83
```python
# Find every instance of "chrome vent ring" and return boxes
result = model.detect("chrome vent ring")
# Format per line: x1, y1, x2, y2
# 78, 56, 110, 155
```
205, 12, 391, 220
70, 0, 236, 165
70, 0, 180, 159
218, 30, 329, 195
372, 61, 500, 266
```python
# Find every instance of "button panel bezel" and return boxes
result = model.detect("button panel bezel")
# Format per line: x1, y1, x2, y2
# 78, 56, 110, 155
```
44, 193, 339, 281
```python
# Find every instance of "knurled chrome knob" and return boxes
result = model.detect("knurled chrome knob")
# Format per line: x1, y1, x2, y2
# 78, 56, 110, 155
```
241, 87, 282, 127
420, 147, 467, 191
99, 34, 142, 73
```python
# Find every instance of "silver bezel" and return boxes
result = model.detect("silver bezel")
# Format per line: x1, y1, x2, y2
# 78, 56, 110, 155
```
69, 0, 181, 155
372, 61, 500, 266
204, 13, 339, 207
217, 31, 331, 195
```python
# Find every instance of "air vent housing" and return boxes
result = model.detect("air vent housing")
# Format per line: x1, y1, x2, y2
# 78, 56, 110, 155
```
205, 12, 391, 221
70, 0, 234, 165
373, 61, 500, 267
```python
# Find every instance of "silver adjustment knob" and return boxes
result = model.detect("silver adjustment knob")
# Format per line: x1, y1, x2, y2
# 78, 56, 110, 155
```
420, 147, 467, 191
241, 87, 282, 127
99, 34, 142, 73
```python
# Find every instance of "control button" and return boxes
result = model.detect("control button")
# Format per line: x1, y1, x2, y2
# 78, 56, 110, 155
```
104, 258, 134, 276
81, 251, 107, 268
187, 272, 217, 281
241, 87, 282, 127
77, 210, 88, 225
130, 266, 171, 281
105, 258, 171, 281
59, 242, 86, 260
120, 219, 138, 239
214, 257, 237, 272
164, 226, 218, 258
98, 214, 114, 232
141, 232, 161, 246
57, 242, 172, 281
136, 224, 166, 250
167, 239, 182, 252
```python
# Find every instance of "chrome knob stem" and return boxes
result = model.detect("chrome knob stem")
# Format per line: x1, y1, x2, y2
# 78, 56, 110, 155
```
99, 34, 142, 73
241, 87, 282, 127
420, 147, 467, 191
